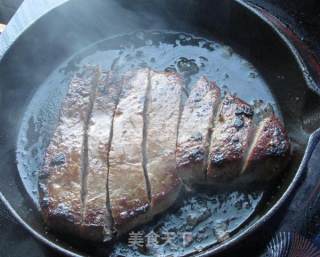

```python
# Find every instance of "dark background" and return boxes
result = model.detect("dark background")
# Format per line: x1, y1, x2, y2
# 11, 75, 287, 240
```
0, 0, 319, 257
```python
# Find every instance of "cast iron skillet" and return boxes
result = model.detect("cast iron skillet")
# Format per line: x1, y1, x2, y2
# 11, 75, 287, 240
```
0, 0, 320, 256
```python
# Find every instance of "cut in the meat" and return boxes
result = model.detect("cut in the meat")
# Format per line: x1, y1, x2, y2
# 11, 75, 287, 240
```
177, 77, 221, 183
84, 72, 122, 241
145, 71, 183, 216
39, 67, 99, 238
108, 69, 150, 236
240, 116, 290, 182
207, 93, 255, 183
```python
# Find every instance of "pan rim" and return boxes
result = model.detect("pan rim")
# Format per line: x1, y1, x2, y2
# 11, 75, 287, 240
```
235, 0, 320, 96
0, 0, 320, 256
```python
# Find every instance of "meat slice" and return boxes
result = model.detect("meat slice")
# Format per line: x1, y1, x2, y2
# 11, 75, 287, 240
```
39, 67, 99, 238
84, 72, 121, 241
108, 69, 150, 236
177, 77, 221, 183
145, 71, 183, 216
207, 93, 255, 183
240, 116, 290, 182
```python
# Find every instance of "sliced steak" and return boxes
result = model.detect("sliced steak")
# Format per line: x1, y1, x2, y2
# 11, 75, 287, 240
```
207, 93, 255, 183
241, 116, 290, 182
177, 77, 221, 183
40, 67, 291, 241
108, 69, 150, 236
84, 72, 122, 241
145, 71, 183, 216
39, 67, 99, 238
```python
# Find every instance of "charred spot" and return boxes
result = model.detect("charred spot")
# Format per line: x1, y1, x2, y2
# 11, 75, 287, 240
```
232, 137, 240, 144
39, 196, 49, 209
218, 114, 225, 122
273, 127, 282, 137
188, 148, 205, 162
233, 116, 244, 130
85, 211, 104, 225
191, 132, 203, 141
266, 141, 288, 156
53, 203, 75, 222
39, 170, 49, 179
193, 96, 202, 103
176, 57, 199, 76
211, 152, 225, 166
165, 65, 177, 73
223, 96, 232, 105
50, 153, 66, 167
235, 105, 253, 117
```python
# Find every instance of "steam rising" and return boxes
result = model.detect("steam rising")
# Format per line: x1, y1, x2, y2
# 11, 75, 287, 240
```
11, 1, 276, 256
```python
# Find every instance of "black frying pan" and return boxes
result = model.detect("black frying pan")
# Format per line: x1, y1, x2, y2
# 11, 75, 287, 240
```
0, 0, 320, 256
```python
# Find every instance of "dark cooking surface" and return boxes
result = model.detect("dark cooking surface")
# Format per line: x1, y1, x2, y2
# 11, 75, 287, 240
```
0, 0, 320, 257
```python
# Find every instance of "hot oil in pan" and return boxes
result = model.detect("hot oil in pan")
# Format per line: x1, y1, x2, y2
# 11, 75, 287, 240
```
17, 31, 273, 255
112, 191, 262, 257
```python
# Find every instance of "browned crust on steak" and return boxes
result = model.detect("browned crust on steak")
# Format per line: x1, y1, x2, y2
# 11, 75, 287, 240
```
240, 116, 290, 182
39, 69, 291, 241
177, 77, 221, 183
207, 93, 255, 182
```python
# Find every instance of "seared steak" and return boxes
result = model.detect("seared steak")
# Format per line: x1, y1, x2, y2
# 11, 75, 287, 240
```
39, 67, 99, 238
207, 93, 255, 182
241, 116, 290, 182
177, 77, 221, 183
108, 69, 150, 236
40, 67, 290, 242
145, 71, 183, 216
85, 71, 122, 241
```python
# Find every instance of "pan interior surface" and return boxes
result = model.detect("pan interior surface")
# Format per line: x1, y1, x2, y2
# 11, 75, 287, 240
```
16, 31, 284, 256
0, 0, 317, 256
